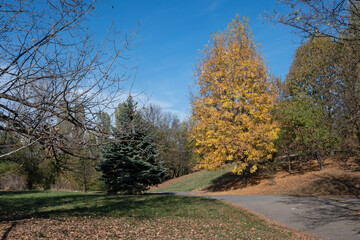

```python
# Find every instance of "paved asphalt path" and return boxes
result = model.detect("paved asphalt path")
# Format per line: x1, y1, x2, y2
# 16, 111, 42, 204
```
195, 195, 360, 240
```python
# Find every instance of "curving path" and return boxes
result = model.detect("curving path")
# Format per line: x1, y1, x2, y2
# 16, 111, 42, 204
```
198, 195, 360, 240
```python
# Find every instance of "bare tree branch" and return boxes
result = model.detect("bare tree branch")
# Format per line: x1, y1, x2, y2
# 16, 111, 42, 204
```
0, 137, 40, 158
0, 0, 138, 159
268, 0, 360, 42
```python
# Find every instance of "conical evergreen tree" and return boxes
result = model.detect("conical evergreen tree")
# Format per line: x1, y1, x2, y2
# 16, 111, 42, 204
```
97, 97, 167, 194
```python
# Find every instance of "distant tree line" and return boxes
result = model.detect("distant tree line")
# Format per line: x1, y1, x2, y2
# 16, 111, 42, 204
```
0, 96, 195, 193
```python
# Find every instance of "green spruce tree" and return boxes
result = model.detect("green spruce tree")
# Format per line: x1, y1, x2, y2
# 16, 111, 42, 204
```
97, 97, 167, 194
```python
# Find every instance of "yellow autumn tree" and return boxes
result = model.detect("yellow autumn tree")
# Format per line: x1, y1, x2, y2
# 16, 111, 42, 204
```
190, 15, 279, 175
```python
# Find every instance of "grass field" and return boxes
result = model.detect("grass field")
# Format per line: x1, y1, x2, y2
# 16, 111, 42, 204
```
0, 190, 304, 239
151, 167, 230, 193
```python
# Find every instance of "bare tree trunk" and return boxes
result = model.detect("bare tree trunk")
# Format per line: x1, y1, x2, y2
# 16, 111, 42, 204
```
287, 152, 292, 173
82, 158, 88, 193
317, 152, 324, 171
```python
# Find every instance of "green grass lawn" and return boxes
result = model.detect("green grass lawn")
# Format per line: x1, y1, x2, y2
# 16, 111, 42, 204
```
151, 167, 231, 193
0, 191, 301, 239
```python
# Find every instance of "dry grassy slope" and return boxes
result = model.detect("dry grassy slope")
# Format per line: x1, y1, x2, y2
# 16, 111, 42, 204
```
160, 157, 360, 197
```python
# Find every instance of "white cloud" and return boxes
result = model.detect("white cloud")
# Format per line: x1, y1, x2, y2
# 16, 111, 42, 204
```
197, 0, 223, 17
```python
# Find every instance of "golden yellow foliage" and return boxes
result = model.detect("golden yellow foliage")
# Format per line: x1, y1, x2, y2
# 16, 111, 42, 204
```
190, 15, 279, 175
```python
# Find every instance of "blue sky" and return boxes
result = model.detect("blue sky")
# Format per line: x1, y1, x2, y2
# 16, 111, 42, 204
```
93, 0, 300, 119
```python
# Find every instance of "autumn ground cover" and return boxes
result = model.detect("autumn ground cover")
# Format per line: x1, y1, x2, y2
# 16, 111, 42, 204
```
199, 157, 360, 197
153, 157, 360, 197
0, 191, 315, 239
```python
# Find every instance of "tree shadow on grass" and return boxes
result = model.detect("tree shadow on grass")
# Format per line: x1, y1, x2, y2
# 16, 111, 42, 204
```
0, 190, 43, 196
0, 191, 216, 222
203, 172, 268, 192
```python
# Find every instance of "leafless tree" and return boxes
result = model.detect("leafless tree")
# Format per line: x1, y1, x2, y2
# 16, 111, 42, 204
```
142, 104, 195, 178
0, 0, 138, 158
269, 0, 360, 42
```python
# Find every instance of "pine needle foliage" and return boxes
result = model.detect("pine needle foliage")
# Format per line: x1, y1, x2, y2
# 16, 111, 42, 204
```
97, 97, 167, 194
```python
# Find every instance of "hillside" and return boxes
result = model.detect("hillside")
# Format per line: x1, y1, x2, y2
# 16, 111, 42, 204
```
150, 167, 231, 193
151, 157, 360, 197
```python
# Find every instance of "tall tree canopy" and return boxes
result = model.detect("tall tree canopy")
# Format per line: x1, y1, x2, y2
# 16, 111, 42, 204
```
271, 1, 360, 159
190, 16, 279, 175
286, 37, 340, 120
284, 36, 359, 157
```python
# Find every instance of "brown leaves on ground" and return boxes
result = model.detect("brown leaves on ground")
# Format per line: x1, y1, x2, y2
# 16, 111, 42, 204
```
197, 157, 360, 197
0, 215, 306, 240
